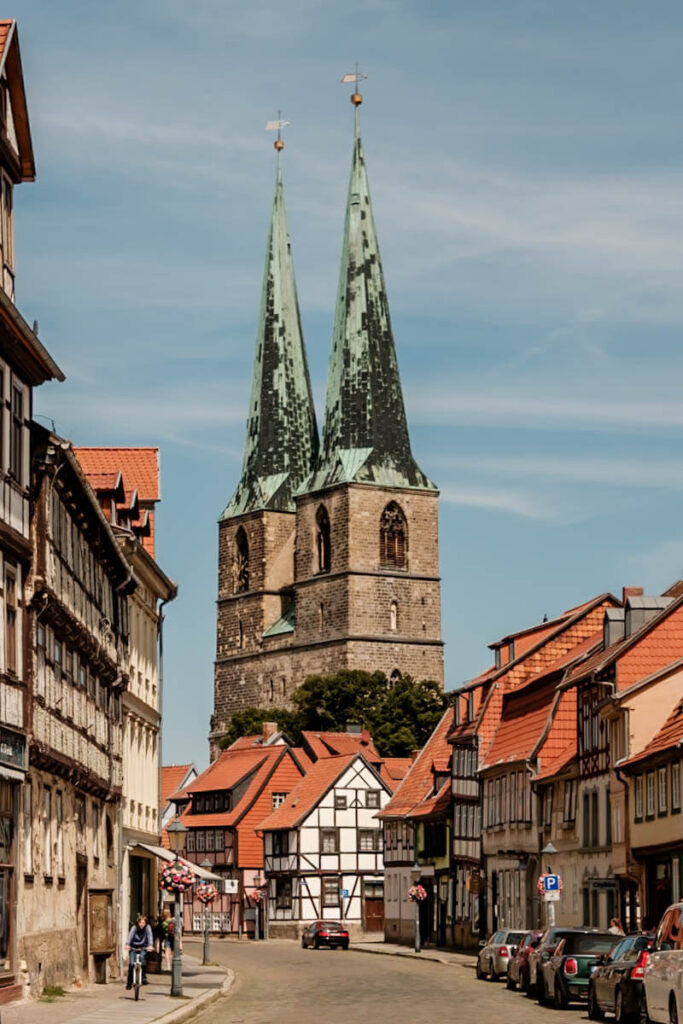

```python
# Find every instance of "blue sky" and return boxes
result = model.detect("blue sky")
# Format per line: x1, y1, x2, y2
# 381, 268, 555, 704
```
14, 1, 683, 770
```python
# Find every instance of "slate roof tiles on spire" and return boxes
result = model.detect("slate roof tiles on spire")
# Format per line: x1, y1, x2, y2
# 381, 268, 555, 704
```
309, 106, 435, 493
223, 154, 318, 518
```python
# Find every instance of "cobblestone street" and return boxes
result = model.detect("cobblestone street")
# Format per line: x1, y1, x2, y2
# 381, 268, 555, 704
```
187, 939, 589, 1024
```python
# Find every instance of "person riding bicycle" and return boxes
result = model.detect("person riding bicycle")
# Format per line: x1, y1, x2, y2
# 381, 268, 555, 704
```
125, 914, 154, 990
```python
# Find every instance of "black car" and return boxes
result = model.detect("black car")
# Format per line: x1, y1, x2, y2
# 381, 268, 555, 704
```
538, 930, 616, 1009
301, 920, 350, 950
587, 933, 653, 1024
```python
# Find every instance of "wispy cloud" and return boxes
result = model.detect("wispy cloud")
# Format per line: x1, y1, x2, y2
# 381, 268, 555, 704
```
434, 454, 683, 489
440, 485, 558, 521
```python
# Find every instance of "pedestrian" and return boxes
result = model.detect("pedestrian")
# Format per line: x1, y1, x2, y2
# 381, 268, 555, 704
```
160, 907, 174, 971
125, 914, 154, 989
608, 917, 625, 936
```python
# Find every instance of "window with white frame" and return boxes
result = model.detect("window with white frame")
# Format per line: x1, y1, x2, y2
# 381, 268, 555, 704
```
672, 763, 681, 812
365, 790, 381, 809
187, 831, 196, 852
563, 779, 577, 823
320, 829, 338, 854
646, 772, 655, 818
272, 792, 287, 810
658, 767, 668, 815
634, 776, 643, 820
358, 829, 380, 852
322, 876, 339, 907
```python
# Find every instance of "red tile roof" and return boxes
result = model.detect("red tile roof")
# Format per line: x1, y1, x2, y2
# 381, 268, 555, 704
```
378, 708, 453, 820
622, 695, 683, 768
0, 21, 12, 64
377, 757, 413, 792
408, 781, 451, 819
75, 447, 160, 555
161, 764, 194, 807
534, 688, 577, 780
258, 754, 358, 830
482, 680, 558, 769
301, 729, 380, 762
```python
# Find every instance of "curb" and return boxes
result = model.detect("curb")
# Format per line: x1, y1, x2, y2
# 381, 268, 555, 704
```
350, 945, 476, 969
145, 967, 235, 1024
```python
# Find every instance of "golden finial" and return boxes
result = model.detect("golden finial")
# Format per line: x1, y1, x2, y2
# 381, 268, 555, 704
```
341, 64, 368, 106
265, 111, 290, 151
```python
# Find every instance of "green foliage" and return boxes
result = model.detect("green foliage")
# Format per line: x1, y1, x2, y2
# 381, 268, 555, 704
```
41, 985, 66, 1001
222, 672, 447, 758
220, 706, 303, 749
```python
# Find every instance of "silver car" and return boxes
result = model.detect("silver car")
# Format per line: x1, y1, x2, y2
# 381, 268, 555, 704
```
477, 929, 527, 981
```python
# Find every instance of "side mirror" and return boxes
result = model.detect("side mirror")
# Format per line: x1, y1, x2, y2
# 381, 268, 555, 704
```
511, 947, 518, 956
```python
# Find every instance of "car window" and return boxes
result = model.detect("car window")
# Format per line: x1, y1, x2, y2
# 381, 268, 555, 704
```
493, 931, 504, 944
609, 938, 633, 961
655, 911, 676, 951
523, 934, 535, 949
564, 933, 616, 955
506, 932, 525, 944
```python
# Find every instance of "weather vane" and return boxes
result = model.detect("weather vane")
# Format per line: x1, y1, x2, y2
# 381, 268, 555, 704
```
265, 110, 290, 151
341, 64, 368, 106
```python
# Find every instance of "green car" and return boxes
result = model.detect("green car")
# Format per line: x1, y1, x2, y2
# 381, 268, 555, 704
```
538, 930, 616, 1009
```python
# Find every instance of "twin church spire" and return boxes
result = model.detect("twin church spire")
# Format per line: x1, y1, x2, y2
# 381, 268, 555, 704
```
224, 98, 433, 520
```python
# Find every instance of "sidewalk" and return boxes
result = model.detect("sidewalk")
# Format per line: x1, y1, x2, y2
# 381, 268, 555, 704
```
2, 957, 232, 1024
351, 939, 478, 968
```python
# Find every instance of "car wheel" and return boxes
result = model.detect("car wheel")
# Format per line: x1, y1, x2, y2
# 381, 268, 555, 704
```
554, 980, 568, 1011
301, 938, 306, 948
507, 973, 517, 991
588, 984, 605, 1021
669, 996, 679, 1024
520, 968, 529, 994
640, 992, 650, 1024
314, 938, 320, 950
538, 978, 548, 1006
342, 943, 349, 950
615, 988, 635, 1024
490, 965, 499, 982
476, 959, 486, 980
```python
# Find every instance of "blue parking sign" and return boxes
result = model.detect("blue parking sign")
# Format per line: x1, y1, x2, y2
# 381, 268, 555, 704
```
543, 874, 561, 892
340, 889, 349, 898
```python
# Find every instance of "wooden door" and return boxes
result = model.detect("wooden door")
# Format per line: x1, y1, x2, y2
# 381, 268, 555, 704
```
364, 897, 384, 932
76, 861, 88, 970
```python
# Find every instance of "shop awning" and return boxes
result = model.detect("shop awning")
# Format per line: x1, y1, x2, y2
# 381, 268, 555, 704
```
0, 765, 25, 783
131, 842, 222, 881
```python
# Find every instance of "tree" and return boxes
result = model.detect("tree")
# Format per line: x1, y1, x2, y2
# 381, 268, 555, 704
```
220, 671, 448, 758
367, 677, 447, 757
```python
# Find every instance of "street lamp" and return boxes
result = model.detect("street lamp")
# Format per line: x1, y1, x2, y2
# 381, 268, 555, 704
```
167, 818, 188, 997
541, 842, 558, 928
253, 872, 262, 942
200, 859, 213, 965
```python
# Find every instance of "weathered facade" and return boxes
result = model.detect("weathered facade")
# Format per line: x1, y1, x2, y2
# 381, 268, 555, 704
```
0, 20, 64, 1004
211, 104, 443, 755
19, 431, 135, 992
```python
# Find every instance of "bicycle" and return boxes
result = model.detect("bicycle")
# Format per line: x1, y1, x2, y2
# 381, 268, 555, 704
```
130, 950, 144, 1001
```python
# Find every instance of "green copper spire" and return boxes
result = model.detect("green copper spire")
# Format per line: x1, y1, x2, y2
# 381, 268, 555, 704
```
222, 151, 318, 519
309, 104, 435, 493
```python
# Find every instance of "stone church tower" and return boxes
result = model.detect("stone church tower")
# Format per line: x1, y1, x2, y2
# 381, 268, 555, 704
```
211, 103, 443, 756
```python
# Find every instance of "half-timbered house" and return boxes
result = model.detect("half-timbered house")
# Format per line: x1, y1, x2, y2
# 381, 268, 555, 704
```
0, 19, 64, 1003
173, 743, 305, 936
260, 752, 392, 938
19, 428, 135, 992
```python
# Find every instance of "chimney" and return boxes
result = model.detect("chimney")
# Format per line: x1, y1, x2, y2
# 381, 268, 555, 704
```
360, 728, 371, 747
411, 749, 420, 764
345, 722, 362, 734
622, 586, 644, 605
625, 595, 673, 638
261, 721, 278, 743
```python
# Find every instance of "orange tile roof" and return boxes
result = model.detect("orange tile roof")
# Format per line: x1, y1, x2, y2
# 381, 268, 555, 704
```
0, 21, 12, 64
258, 754, 358, 830
535, 688, 577, 780
75, 447, 160, 556
622, 695, 683, 768
75, 447, 160, 500
291, 747, 313, 772
378, 708, 453, 820
515, 630, 603, 694
482, 680, 558, 769
182, 748, 276, 797
161, 764, 194, 807
377, 757, 413, 792
229, 735, 262, 750
408, 780, 451, 819
301, 729, 380, 761
238, 750, 304, 865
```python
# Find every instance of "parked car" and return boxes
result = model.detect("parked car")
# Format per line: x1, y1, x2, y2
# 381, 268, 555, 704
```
507, 930, 543, 991
537, 930, 616, 1009
301, 920, 350, 950
587, 933, 653, 1024
644, 902, 683, 1024
527, 927, 581, 997
476, 929, 526, 981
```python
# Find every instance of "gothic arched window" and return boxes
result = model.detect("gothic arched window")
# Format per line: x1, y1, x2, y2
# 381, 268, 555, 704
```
380, 502, 407, 569
316, 505, 331, 573
389, 668, 402, 689
234, 527, 250, 593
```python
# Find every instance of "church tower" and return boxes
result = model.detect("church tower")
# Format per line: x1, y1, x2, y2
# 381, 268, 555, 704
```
211, 141, 318, 756
211, 100, 443, 757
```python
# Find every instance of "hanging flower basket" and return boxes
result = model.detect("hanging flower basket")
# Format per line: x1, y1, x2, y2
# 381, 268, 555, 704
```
408, 884, 427, 902
252, 887, 266, 904
159, 860, 196, 894
196, 882, 219, 905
